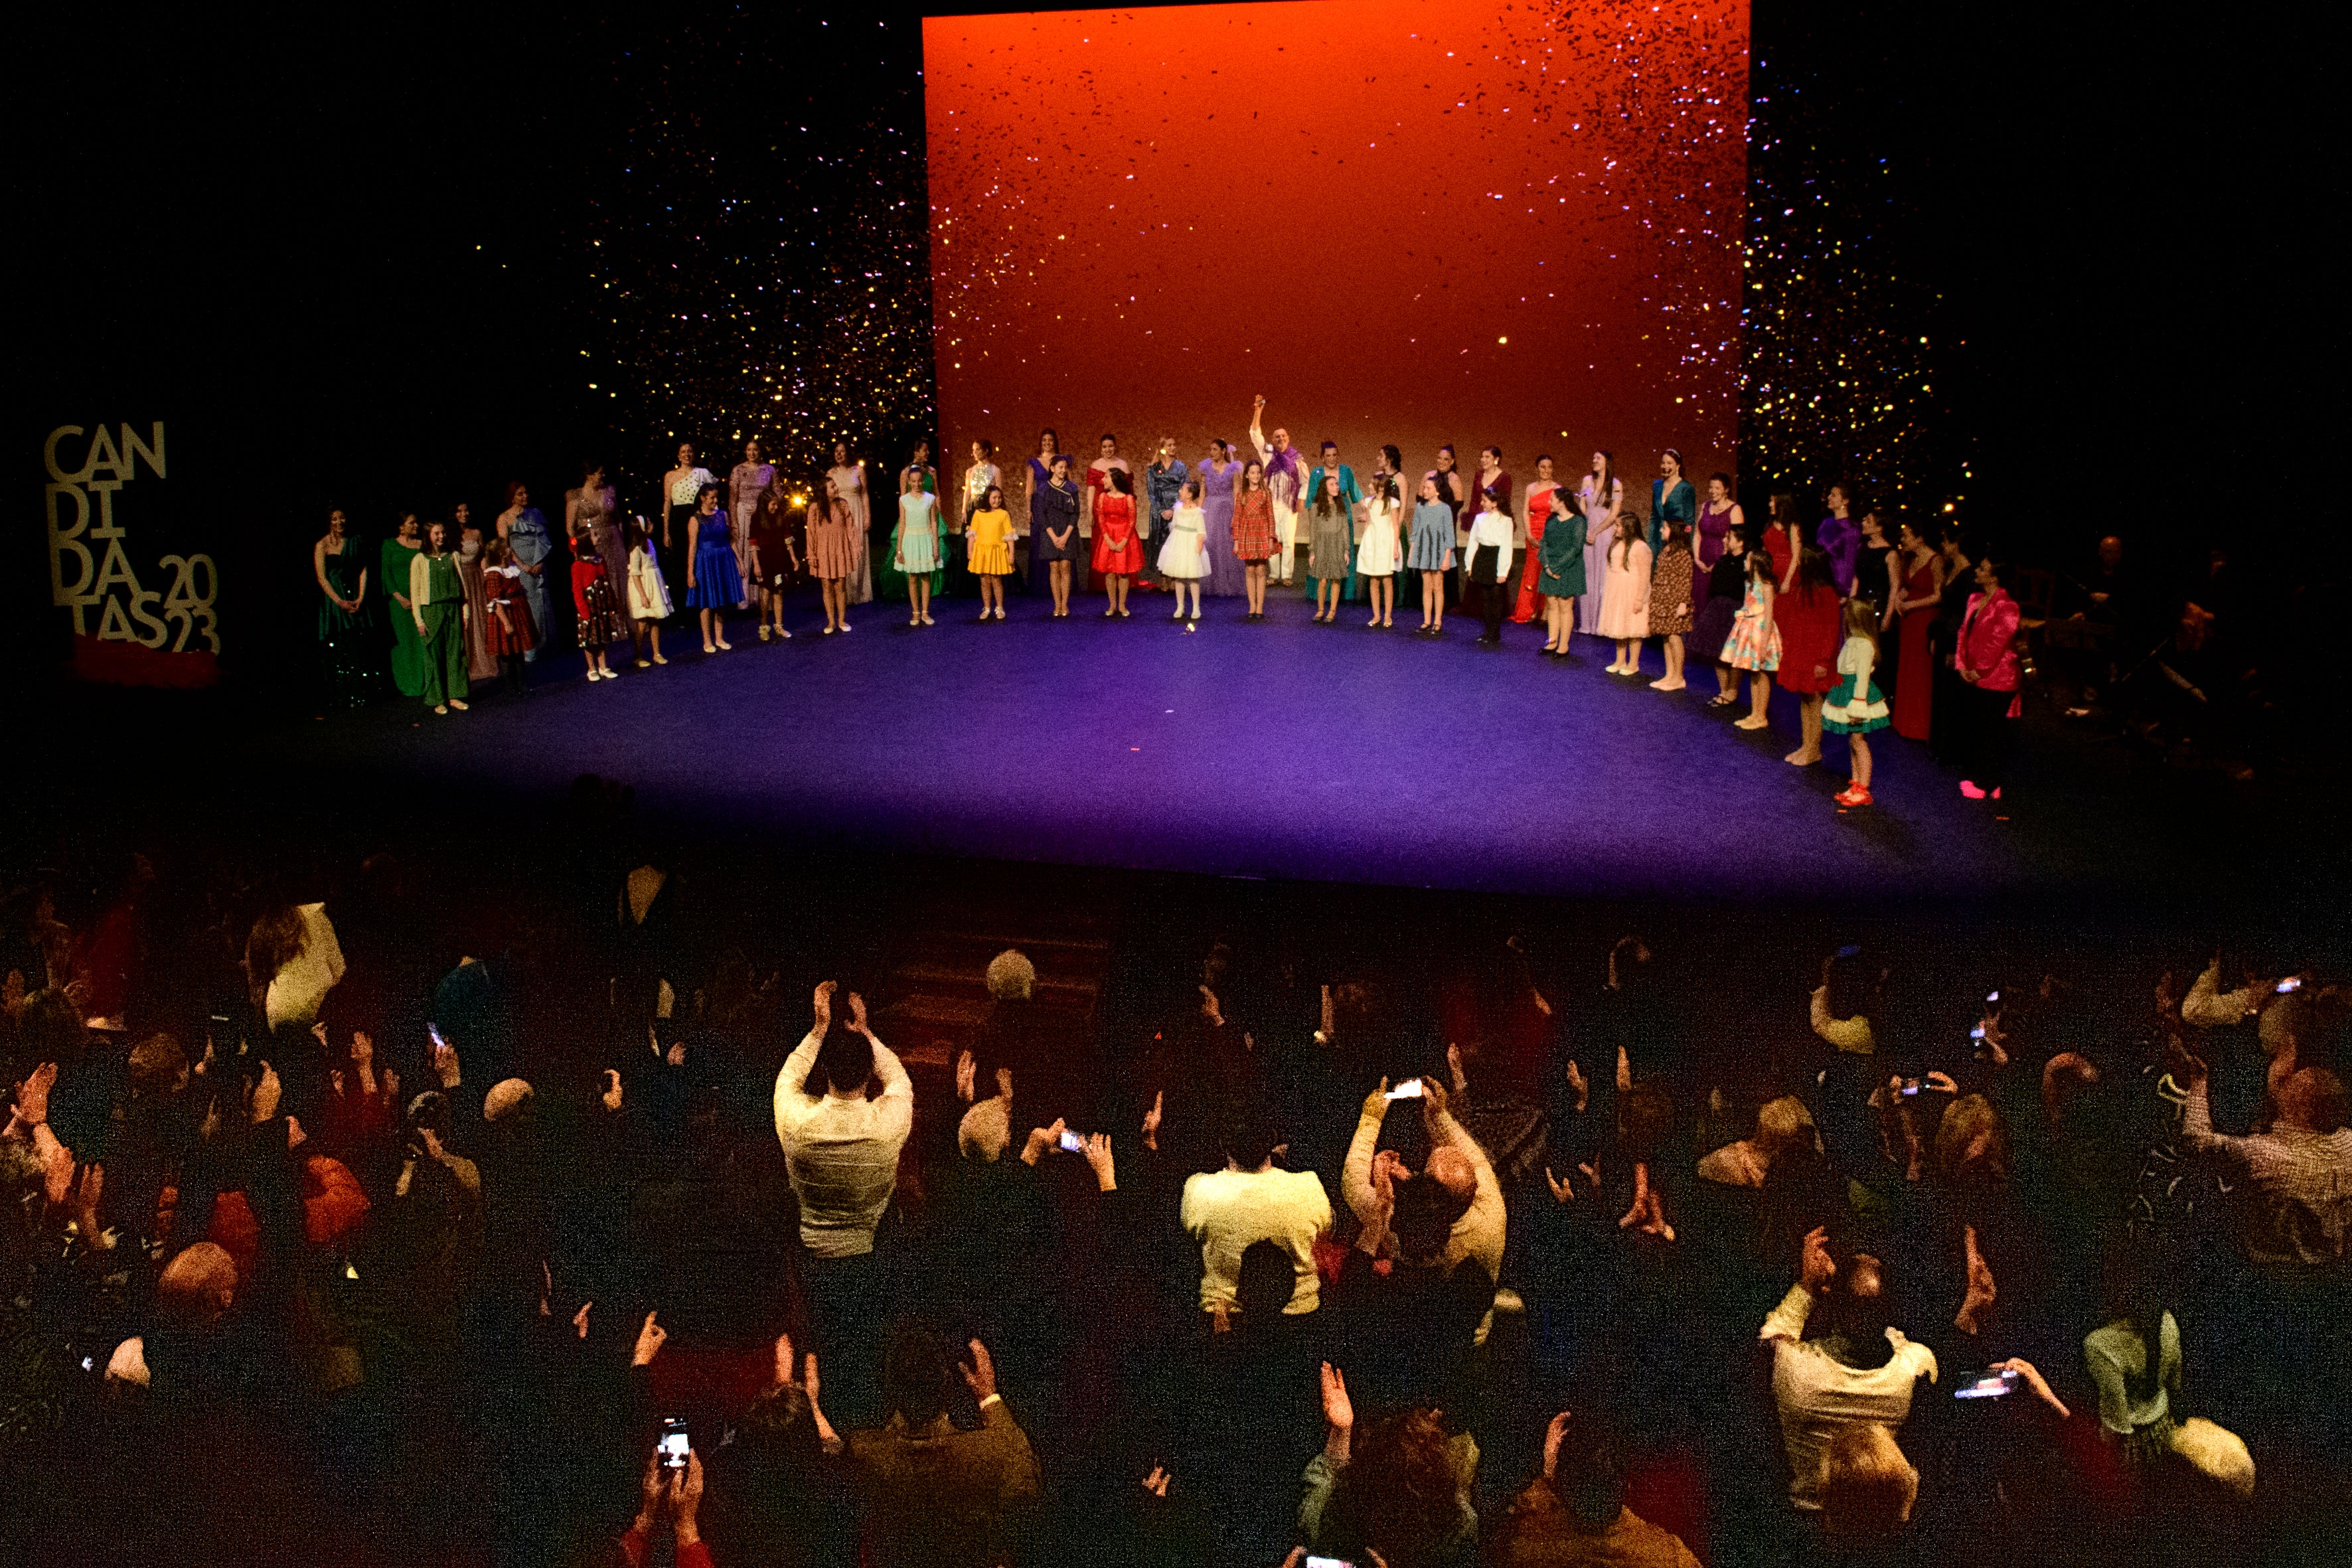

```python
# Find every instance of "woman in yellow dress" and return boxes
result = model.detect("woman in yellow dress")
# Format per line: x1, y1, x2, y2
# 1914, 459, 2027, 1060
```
966, 484, 1014, 621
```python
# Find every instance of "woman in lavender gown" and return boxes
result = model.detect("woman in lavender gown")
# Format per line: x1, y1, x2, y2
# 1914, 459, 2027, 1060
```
1196, 439, 1245, 597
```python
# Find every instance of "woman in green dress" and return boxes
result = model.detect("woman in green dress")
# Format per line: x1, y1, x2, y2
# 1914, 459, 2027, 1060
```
408, 519, 471, 715
314, 508, 376, 709
1536, 487, 1588, 656
382, 514, 426, 696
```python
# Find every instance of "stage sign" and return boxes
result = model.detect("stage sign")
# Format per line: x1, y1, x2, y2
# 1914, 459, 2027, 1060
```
43, 421, 220, 686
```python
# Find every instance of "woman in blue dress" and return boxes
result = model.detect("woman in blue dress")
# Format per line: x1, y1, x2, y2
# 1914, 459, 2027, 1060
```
496, 481, 554, 661
1407, 476, 1456, 636
684, 483, 744, 653
1034, 454, 1082, 617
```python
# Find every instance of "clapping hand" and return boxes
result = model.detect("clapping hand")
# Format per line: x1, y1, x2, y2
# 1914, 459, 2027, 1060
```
846, 991, 870, 1036
1081, 1131, 1117, 1191
633, 1310, 666, 1367
1318, 1362, 1354, 1433
956, 1050, 977, 1103
1541, 1410, 1572, 1481
812, 980, 836, 1031
1800, 1224, 1838, 1294
1142, 1089, 1162, 1152
958, 1338, 998, 1403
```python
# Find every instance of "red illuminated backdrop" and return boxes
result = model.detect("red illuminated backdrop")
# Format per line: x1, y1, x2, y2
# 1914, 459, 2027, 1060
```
923, 0, 1749, 513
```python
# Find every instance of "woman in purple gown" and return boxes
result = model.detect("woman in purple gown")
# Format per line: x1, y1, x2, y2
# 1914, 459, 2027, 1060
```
1196, 439, 1245, 597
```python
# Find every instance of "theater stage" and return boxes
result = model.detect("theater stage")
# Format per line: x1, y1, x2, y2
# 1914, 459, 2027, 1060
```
246, 589, 2294, 910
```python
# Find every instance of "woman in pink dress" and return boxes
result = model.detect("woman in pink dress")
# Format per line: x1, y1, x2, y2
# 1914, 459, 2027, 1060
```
1513, 455, 1559, 623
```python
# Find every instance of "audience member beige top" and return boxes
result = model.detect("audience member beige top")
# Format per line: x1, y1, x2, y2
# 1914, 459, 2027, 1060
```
1180, 1164, 1332, 1314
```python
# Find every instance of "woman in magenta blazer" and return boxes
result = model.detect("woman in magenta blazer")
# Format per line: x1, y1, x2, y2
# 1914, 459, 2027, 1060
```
1954, 552, 2023, 799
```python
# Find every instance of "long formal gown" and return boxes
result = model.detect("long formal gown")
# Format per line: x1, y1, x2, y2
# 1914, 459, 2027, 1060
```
382, 536, 424, 695
1577, 478, 1620, 636
827, 464, 874, 605
504, 507, 554, 658
1513, 481, 1558, 622
1775, 584, 1843, 694
730, 461, 774, 597
1892, 556, 1940, 740
319, 541, 376, 708
1197, 459, 1245, 597
455, 543, 499, 682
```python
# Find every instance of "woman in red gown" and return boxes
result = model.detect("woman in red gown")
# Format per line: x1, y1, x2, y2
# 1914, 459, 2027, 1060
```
1889, 520, 1944, 740
1512, 455, 1559, 623
1090, 467, 1142, 616
1773, 546, 1843, 768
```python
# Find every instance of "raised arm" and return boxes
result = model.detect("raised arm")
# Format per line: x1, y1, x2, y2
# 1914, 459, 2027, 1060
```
1341, 1081, 1389, 1223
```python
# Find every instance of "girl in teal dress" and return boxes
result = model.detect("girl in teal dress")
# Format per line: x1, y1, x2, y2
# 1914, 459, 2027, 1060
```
890, 472, 947, 626
381, 514, 425, 696
1535, 488, 1587, 656
1823, 597, 1891, 807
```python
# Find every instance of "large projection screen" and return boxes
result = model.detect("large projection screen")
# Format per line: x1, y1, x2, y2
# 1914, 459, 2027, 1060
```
923, 0, 1749, 524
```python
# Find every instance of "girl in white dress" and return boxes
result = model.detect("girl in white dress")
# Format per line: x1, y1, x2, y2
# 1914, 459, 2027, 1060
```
624, 515, 672, 668
1157, 481, 1208, 630
1597, 517, 1652, 674
1354, 475, 1403, 629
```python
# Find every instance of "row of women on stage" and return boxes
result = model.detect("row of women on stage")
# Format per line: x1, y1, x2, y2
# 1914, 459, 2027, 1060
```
315, 422, 2023, 797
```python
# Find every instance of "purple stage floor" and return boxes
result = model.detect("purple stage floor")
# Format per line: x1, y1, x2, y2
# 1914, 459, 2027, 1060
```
277, 592, 2196, 903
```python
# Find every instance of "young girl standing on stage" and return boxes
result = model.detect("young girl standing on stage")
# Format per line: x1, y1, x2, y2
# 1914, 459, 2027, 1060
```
892, 469, 945, 627
1725, 544, 1782, 730
1408, 476, 1455, 636
626, 514, 674, 663
1091, 466, 1142, 616
1355, 475, 1403, 629
1231, 460, 1275, 619
1306, 473, 1354, 624
1824, 597, 1891, 807
967, 483, 1014, 621
809, 475, 858, 635
1597, 510, 1653, 674
1158, 480, 1208, 629
1648, 517, 1695, 690
748, 491, 794, 642
481, 535, 536, 696
1536, 487, 1587, 655
684, 483, 744, 653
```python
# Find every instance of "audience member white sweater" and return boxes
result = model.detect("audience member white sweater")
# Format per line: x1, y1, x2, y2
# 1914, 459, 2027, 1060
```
773, 1028, 913, 1259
